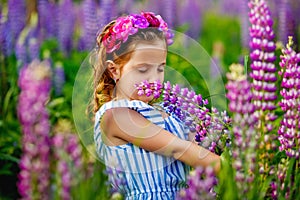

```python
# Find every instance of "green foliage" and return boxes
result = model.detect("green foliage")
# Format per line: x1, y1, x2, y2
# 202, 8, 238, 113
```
201, 12, 242, 71
0, 54, 21, 200
71, 161, 110, 200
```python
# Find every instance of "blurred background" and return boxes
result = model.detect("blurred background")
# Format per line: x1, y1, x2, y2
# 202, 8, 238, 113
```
0, 0, 300, 199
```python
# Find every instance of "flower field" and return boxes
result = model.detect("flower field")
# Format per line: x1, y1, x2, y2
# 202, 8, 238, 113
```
0, 0, 299, 199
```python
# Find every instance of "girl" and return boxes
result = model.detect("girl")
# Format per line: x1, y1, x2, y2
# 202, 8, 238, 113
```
93, 12, 220, 199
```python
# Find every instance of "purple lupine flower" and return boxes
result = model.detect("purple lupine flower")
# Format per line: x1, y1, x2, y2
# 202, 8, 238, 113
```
278, 0, 296, 45
37, 0, 58, 39
57, 0, 75, 55
177, 166, 217, 200
53, 62, 65, 96
28, 38, 40, 61
163, 82, 230, 154
80, 0, 100, 50
52, 127, 83, 200
135, 80, 163, 99
135, 80, 231, 154
271, 158, 291, 200
37, 0, 49, 38
17, 59, 52, 200
249, 0, 277, 112
105, 166, 126, 198
278, 36, 300, 159
99, 0, 115, 28
220, 0, 242, 16
226, 63, 258, 197
177, 0, 202, 40
161, 0, 176, 28
15, 39, 28, 68
1, 18, 13, 56
116, 0, 134, 14
15, 14, 40, 68
240, 0, 250, 49
248, 0, 278, 175
7, 0, 26, 53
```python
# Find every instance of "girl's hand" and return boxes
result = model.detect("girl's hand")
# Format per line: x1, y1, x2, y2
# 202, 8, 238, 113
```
101, 107, 220, 173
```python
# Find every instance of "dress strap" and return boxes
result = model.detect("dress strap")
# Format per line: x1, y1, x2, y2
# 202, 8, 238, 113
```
95, 99, 165, 129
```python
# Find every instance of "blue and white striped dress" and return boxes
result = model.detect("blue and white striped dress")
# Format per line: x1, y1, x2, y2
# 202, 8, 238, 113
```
94, 99, 190, 199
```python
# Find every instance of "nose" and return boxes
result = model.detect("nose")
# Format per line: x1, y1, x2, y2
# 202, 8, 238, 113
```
148, 66, 164, 83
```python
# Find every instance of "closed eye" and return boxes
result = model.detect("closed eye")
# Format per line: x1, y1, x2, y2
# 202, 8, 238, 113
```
137, 66, 148, 73
158, 65, 165, 72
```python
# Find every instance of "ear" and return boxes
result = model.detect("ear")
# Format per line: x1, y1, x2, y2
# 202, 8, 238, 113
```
106, 60, 120, 80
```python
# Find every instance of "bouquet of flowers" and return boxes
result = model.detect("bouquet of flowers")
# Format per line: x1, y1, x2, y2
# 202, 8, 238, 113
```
135, 80, 231, 155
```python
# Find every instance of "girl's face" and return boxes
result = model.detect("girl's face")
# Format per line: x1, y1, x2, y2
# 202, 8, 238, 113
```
115, 41, 167, 102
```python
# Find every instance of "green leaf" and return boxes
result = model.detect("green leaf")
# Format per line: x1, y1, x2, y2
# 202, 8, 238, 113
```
0, 153, 19, 163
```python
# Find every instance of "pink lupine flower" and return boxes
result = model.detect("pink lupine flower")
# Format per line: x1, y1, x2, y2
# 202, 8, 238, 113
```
17, 59, 52, 199
226, 63, 258, 197
278, 36, 300, 159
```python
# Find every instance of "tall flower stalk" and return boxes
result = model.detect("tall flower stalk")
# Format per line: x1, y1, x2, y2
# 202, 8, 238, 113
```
271, 36, 300, 198
80, 0, 99, 50
17, 59, 52, 199
37, 0, 58, 39
7, 0, 26, 55
278, 36, 300, 159
248, 0, 278, 177
57, 0, 75, 55
226, 63, 258, 198
52, 119, 83, 200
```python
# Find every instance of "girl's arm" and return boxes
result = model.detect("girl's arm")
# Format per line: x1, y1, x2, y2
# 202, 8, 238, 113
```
101, 107, 220, 173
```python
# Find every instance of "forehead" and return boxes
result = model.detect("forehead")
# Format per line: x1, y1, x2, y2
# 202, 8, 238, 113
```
129, 42, 167, 64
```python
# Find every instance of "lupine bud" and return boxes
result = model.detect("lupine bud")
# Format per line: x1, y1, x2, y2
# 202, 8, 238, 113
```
53, 62, 66, 96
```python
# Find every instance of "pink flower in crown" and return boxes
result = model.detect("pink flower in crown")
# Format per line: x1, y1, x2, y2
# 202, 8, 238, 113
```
112, 16, 133, 42
156, 15, 168, 32
102, 27, 121, 53
141, 12, 160, 27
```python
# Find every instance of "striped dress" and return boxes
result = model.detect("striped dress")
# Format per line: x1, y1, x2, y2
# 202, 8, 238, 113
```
94, 99, 190, 199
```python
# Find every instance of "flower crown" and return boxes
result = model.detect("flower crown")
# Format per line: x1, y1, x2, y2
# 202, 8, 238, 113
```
101, 12, 174, 53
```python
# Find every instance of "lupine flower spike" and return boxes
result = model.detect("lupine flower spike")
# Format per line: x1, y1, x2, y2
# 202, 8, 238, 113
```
248, 0, 278, 176
226, 63, 258, 198
52, 119, 83, 200
278, 36, 300, 159
17, 59, 52, 200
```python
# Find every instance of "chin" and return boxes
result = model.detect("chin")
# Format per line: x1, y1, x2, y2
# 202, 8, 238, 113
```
136, 95, 154, 103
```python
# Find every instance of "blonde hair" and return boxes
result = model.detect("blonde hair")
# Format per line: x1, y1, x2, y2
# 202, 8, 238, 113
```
92, 22, 167, 113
